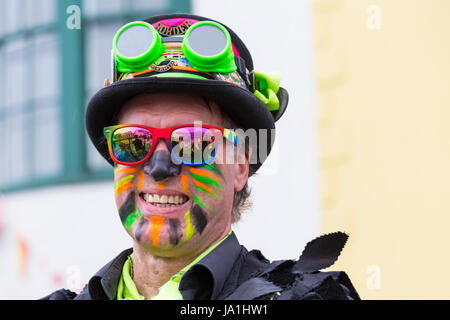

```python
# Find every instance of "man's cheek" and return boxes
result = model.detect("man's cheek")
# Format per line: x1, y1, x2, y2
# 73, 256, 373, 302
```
118, 192, 136, 225
114, 166, 145, 207
117, 191, 144, 234
174, 204, 208, 245
113, 166, 146, 234
189, 166, 224, 198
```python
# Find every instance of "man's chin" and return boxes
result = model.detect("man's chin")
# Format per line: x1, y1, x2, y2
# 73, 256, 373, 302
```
131, 236, 197, 258
129, 221, 186, 251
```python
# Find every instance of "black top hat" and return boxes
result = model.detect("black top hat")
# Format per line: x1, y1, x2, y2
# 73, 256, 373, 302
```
85, 13, 288, 173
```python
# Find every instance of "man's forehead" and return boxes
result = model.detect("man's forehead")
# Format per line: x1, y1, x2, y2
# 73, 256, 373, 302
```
117, 92, 222, 123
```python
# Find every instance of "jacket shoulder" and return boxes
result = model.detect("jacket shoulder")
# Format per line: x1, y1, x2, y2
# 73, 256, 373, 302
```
226, 232, 360, 300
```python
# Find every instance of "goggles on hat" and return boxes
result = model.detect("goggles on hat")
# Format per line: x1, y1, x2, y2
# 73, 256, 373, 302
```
110, 19, 288, 120
112, 20, 237, 79
103, 123, 238, 166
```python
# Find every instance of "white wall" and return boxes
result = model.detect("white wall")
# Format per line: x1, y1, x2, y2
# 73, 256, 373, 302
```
0, 0, 318, 299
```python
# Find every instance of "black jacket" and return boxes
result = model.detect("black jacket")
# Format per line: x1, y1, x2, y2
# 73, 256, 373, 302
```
41, 231, 360, 300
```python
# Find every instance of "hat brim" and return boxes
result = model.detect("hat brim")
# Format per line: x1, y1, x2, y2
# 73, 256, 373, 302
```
85, 76, 276, 172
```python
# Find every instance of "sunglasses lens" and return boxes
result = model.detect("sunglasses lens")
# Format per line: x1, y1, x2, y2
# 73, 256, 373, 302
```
111, 127, 152, 163
171, 127, 220, 165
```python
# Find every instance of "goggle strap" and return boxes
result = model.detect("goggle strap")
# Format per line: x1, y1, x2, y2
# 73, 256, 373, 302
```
235, 56, 250, 84
162, 37, 184, 43
131, 66, 214, 79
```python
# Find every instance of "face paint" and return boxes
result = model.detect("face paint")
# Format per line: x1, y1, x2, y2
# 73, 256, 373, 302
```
119, 192, 136, 224
150, 215, 165, 247
190, 164, 224, 199
115, 167, 137, 175
192, 195, 206, 208
189, 171, 223, 191
124, 208, 143, 233
115, 174, 135, 194
184, 210, 195, 242
192, 179, 220, 199
191, 204, 207, 235
202, 163, 224, 178
169, 219, 180, 245
137, 170, 145, 190
189, 168, 221, 182
156, 181, 166, 190
181, 174, 189, 194
193, 195, 219, 214
146, 150, 181, 181
115, 157, 226, 248
135, 218, 148, 242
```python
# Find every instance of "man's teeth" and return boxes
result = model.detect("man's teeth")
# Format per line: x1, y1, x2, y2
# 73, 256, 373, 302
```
142, 194, 189, 207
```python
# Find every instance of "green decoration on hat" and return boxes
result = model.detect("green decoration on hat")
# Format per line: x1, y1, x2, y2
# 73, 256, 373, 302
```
252, 71, 281, 111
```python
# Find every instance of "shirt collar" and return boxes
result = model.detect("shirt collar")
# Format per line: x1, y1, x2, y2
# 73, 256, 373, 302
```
86, 247, 132, 300
117, 229, 234, 300
87, 231, 242, 300
179, 230, 243, 299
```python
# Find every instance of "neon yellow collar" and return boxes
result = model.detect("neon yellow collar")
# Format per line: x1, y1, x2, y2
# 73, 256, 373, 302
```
117, 229, 232, 300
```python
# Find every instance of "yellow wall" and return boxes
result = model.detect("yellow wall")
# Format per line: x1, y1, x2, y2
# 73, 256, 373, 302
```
314, 0, 450, 299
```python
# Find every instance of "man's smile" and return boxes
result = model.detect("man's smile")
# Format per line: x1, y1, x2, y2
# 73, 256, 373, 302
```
137, 189, 191, 217
140, 192, 189, 207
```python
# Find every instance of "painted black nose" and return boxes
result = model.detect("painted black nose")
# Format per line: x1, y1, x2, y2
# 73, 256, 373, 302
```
144, 149, 181, 181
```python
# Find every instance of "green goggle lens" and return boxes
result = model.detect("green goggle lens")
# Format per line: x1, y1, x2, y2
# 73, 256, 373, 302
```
113, 21, 164, 72
182, 21, 236, 73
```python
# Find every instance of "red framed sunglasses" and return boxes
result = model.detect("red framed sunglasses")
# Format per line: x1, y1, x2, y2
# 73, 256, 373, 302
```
103, 123, 238, 166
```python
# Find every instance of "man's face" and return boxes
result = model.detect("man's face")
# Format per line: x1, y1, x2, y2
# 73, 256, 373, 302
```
113, 93, 248, 258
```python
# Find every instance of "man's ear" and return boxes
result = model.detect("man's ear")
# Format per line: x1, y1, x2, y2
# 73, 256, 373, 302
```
234, 144, 251, 192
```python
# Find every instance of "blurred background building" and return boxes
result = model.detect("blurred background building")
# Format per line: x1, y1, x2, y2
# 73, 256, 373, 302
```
1, 0, 449, 299
0, 0, 319, 299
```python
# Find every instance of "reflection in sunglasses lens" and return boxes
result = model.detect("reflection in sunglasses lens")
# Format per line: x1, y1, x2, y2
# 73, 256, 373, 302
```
171, 127, 217, 165
112, 127, 152, 163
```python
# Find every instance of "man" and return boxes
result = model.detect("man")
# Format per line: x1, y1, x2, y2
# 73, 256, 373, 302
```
43, 13, 359, 300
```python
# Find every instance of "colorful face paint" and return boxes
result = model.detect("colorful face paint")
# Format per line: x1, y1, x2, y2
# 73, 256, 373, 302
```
156, 181, 166, 190
150, 215, 165, 247
137, 170, 145, 190
119, 192, 136, 224
181, 174, 189, 194
191, 204, 207, 235
192, 195, 206, 208
192, 179, 220, 199
114, 159, 227, 248
147, 150, 181, 181
115, 167, 137, 175
135, 218, 148, 242
124, 208, 143, 233
189, 168, 221, 182
184, 210, 195, 242
193, 195, 218, 214
169, 219, 180, 245
115, 174, 135, 194
189, 170, 223, 191
202, 163, 223, 178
